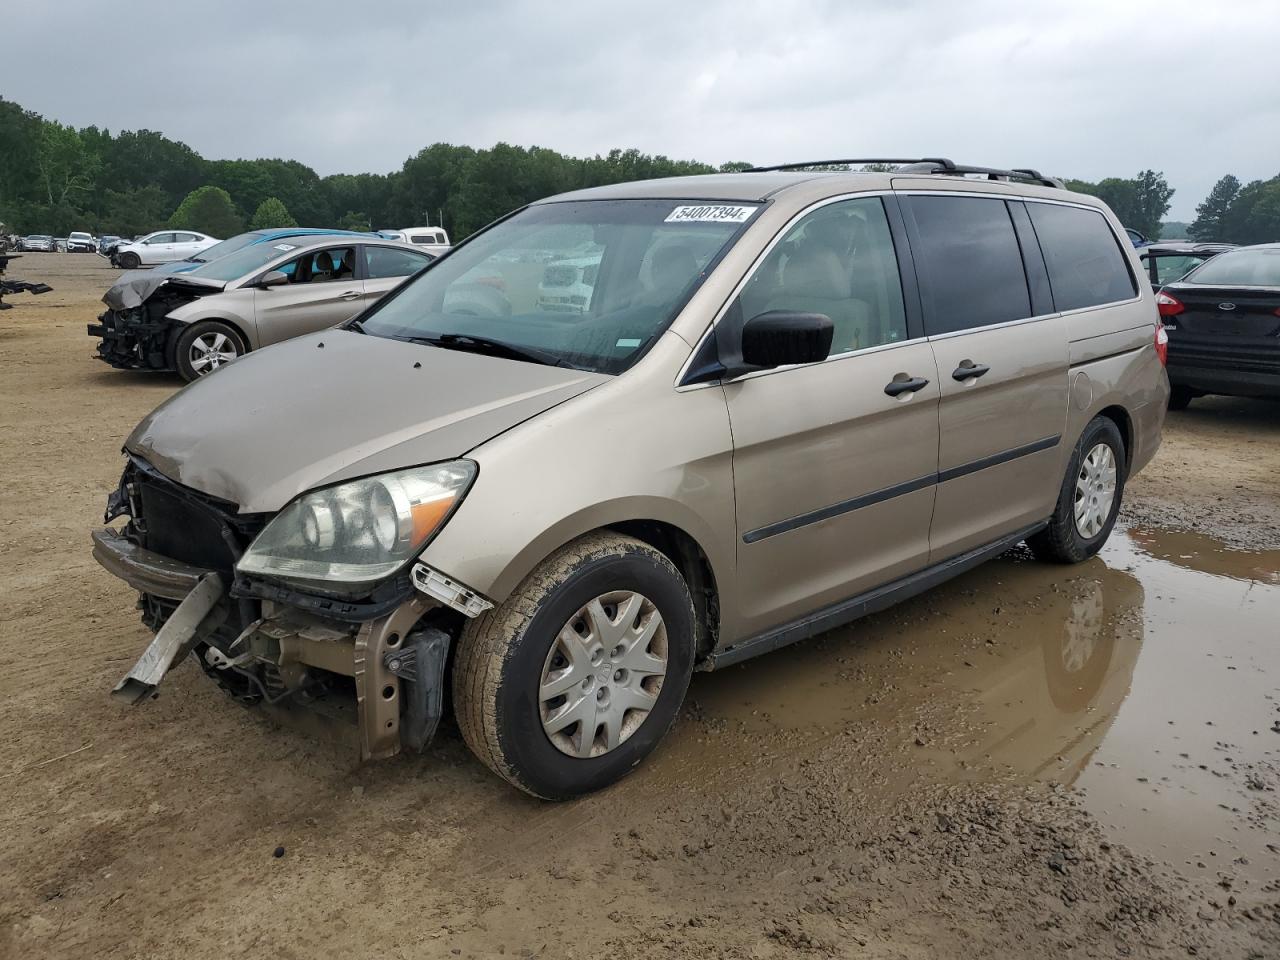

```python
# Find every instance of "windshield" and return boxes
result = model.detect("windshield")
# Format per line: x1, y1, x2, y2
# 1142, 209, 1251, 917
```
183, 231, 268, 264
1185, 247, 1280, 287
358, 199, 759, 374
189, 239, 306, 282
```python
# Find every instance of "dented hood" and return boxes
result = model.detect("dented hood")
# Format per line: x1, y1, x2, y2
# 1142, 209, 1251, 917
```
126, 330, 608, 512
104, 273, 225, 310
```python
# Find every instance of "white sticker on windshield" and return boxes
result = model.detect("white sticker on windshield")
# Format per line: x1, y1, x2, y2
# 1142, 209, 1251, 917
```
664, 205, 756, 224
273, 243, 297, 252
616, 338, 641, 348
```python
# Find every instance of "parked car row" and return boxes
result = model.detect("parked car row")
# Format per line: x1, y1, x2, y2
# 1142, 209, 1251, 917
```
92, 160, 1173, 799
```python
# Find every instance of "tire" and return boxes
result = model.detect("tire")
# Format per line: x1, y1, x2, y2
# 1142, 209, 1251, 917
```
117, 252, 140, 269
1167, 385, 1194, 411
1028, 416, 1127, 565
173, 320, 247, 381
453, 532, 696, 799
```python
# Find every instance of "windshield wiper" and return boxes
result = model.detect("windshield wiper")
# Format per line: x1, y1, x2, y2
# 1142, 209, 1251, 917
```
405, 333, 582, 370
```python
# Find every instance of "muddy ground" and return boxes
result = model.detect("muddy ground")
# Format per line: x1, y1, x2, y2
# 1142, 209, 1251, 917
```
2, 254, 1279, 959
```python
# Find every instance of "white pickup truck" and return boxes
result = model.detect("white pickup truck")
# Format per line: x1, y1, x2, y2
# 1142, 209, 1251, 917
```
378, 226, 450, 258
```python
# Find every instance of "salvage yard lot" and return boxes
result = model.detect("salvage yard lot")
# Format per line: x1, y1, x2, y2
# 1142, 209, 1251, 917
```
3, 254, 1280, 958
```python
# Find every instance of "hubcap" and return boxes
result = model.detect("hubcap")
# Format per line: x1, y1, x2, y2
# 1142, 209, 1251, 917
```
189, 332, 238, 374
538, 590, 667, 759
1073, 442, 1117, 539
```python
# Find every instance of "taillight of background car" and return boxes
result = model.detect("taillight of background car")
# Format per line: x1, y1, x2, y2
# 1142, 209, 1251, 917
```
1155, 292, 1184, 318
1154, 321, 1168, 366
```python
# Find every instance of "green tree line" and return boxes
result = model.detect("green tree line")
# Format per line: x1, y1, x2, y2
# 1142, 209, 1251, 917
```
2, 96, 1276, 244
0, 97, 735, 240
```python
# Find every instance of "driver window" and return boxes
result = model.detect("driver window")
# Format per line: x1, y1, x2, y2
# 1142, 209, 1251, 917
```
147, 233, 176, 245
283, 247, 356, 284
736, 197, 907, 355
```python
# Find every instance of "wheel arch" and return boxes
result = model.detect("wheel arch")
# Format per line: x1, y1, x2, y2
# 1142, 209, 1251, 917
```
165, 308, 254, 355
459, 500, 728, 661
1094, 403, 1134, 469
605, 519, 721, 659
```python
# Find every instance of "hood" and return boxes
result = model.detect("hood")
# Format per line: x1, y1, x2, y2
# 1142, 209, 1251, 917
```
104, 273, 225, 310
125, 330, 609, 513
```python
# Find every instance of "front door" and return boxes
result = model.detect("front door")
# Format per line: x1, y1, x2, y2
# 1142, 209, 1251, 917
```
721, 195, 941, 637
899, 193, 1069, 561
253, 246, 364, 346
142, 232, 178, 264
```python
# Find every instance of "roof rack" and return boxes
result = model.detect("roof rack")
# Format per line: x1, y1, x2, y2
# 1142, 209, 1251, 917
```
745, 157, 1064, 189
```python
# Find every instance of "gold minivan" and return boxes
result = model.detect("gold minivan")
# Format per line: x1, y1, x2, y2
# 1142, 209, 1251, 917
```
94, 159, 1169, 798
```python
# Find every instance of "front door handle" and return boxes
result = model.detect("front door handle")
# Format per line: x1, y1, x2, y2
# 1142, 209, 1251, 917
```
339, 290, 361, 301
884, 375, 930, 397
952, 360, 990, 381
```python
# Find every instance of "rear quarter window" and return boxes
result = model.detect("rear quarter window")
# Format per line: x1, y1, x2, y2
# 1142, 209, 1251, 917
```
1027, 203, 1136, 311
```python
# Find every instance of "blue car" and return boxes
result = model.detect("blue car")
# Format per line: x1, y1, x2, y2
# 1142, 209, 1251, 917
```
146, 228, 380, 275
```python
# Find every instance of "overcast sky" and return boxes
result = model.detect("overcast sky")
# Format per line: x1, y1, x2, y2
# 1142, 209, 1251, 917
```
8, 0, 1278, 220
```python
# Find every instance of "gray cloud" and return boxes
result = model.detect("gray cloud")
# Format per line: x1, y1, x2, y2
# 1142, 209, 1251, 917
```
8, 0, 1278, 218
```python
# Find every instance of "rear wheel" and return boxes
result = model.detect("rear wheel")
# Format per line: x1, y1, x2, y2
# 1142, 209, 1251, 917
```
116, 251, 140, 269
1167, 385, 1195, 410
1028, 416, 1127, 564
452, 532, 695, 799
173, 321, 246, 381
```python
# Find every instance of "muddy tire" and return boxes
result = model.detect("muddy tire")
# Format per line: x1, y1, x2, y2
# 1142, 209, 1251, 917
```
1028, 416, 1127, 565
1167, 385, 1195, 411
173, 320, 247, 381
116, 252, 140, 269
452, 532, 695, 800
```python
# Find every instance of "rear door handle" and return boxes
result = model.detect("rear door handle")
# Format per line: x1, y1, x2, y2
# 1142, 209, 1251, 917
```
951, 360, 990, 381
339, 290, 361, 301
884, 375, 930, 397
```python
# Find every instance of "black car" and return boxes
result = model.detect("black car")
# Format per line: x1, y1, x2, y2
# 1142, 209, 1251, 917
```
1139, 241, 1235, 289
1156, 243, 1280, 409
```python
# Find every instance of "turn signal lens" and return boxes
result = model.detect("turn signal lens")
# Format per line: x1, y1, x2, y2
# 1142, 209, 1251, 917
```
1155, 291, 1184, 317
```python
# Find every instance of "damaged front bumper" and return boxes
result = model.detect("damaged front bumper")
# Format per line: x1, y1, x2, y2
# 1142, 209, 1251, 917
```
88, 307, 175, 371
92, 465, 473, 760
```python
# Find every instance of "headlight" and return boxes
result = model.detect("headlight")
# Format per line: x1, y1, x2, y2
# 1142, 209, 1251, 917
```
237, 461, 476, 587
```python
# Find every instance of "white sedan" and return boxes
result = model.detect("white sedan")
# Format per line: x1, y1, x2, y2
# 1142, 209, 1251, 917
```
111, 231, 219, 268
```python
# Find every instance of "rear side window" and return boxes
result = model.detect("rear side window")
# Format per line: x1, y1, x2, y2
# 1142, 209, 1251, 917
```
365, 245, 432, 279
1027, 203, 1136, 311
908, 196, 1031, 335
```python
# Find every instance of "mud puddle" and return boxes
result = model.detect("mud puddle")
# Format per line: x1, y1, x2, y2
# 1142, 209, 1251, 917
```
679, 526, 1280, 891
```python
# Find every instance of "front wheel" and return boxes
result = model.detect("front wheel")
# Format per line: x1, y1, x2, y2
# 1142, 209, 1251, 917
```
173, 320, 247, 381
453, 532, 696, 799
116, 252, 140, 269
1028, 416, 1127, 564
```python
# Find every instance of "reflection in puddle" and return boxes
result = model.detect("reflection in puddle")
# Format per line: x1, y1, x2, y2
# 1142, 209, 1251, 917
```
1127, 525, 1280, 584
676, 527, 1280, 889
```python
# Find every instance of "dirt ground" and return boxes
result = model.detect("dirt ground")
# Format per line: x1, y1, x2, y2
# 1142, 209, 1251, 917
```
2, 254, 1279, 959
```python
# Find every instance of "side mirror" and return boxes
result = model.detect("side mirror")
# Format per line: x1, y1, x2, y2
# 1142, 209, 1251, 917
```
258, 270, 290, 289
739, 310, 834, 371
